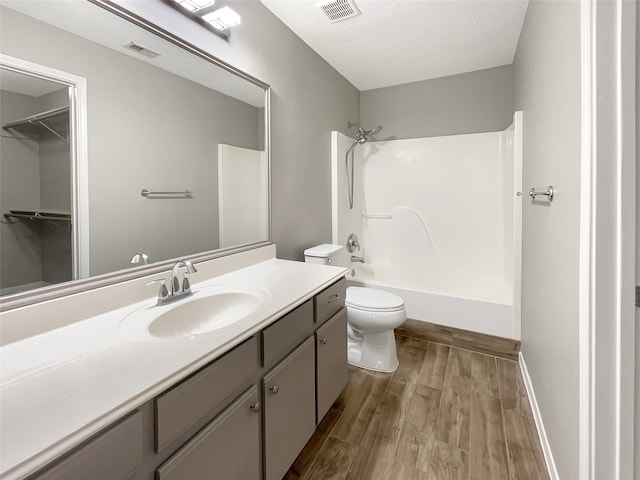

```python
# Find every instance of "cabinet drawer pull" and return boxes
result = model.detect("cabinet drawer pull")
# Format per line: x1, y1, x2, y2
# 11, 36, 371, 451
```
269, 385, 280, 395
250, 402, 261, 413
320, 338, 328, 345
327, 294, 340, 303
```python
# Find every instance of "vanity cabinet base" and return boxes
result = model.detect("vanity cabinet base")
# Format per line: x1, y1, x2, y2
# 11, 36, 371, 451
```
263, 337, 316, 480
26, 279, 347, 480
316, 309, 348, 423
156, 386, 261, 480
28, 412, 143, 480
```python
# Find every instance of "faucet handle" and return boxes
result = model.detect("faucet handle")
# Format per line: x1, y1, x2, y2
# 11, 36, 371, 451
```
145, 278, 169, 304
182, 273, 192, 295
346, 233, 360, 253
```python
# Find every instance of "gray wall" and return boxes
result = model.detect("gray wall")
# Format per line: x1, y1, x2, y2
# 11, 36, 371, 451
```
513, 1, 582, 478
1, 6, 262, 275
115, 0, 360, 261
0, 90, 43, 289
360, 65, 513, 140
0, 87, 72, 289
636, 3, 640, 478
38, 90, 71, 214
37, 90, 72, 285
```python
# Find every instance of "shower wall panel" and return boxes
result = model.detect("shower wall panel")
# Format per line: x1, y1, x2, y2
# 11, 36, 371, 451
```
361, 132, 506, 287
332, 114, 522, 339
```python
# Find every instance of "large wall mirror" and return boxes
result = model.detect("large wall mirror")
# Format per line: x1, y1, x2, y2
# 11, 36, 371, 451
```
0, 0, 270, 310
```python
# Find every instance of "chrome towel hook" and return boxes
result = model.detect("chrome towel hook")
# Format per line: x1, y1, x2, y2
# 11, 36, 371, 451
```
529, 186, 554, 202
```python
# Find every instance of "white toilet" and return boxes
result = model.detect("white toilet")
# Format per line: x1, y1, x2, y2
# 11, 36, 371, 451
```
304, 244, 406, 373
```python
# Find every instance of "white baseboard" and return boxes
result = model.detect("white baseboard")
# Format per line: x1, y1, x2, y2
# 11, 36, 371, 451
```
519, 352, 560, 480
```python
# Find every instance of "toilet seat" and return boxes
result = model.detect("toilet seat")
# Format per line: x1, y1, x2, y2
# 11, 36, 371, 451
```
346, 287, 404, 312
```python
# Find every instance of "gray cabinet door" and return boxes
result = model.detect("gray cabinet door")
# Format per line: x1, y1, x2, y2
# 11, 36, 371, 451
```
263, 337, 315, 480
155, 386, 261, 480
31, 411, 143, 480
316, 309, 348, 423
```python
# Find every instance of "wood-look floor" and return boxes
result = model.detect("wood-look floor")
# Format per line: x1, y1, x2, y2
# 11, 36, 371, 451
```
284, 335, 549, 480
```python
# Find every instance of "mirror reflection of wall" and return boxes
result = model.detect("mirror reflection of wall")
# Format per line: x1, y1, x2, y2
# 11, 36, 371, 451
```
0, 1, 268, 301
0, 70, 72, 295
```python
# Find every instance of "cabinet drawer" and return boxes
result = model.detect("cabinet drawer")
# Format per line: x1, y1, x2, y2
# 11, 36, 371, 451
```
262, 300, 313, 368
263, 337, 316, 480
316, 309, 348, 423
315, 278, 346, 326
31, 411, 143, 480
156, 386, 261, 480
155, 335, 259, 452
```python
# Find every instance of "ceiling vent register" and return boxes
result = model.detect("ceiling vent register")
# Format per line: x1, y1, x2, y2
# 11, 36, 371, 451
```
123, 42, 161, 59
320, 0, 361, 23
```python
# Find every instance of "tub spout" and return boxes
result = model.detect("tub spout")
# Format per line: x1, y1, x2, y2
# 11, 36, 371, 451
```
351, 255, 365, 263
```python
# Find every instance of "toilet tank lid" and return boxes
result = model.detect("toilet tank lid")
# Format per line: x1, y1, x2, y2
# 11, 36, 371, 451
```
303, 244, 343, 257
346, 286, 405, 310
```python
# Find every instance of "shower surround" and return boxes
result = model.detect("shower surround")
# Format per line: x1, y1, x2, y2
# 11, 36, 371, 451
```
332, 112, 522, 339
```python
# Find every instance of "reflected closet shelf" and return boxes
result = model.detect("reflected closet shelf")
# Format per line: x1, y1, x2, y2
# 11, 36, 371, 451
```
3, 210, 71, 223
2, 106, 69, 142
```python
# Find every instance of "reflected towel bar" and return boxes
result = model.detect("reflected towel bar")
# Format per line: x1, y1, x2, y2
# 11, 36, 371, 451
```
362, 214, 392, 219
141, 189, 192, 198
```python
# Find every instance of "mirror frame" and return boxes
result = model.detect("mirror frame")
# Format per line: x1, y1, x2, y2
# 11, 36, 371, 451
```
0, 0, 271, 312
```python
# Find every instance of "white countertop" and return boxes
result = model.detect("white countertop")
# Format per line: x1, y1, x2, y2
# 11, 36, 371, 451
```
0, 257, 347, 479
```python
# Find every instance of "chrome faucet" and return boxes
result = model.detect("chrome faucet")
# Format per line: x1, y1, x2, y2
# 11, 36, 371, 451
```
147, 259, 198, 306
170, 259, 198, 297
351, 255, 365, 263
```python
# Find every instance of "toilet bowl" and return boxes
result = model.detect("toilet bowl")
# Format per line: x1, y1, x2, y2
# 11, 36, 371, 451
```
345, 286, 406, 372
303, 244, 407, 373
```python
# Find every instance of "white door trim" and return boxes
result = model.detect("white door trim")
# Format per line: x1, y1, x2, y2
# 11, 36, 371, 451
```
579, 1, 636, 478
0, 54, 90, 279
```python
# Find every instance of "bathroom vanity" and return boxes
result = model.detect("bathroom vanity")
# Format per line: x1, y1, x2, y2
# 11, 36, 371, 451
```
0, 247, 348, 480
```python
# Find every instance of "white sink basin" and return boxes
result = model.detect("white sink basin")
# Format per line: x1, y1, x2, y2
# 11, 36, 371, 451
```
119, 285, 271, 341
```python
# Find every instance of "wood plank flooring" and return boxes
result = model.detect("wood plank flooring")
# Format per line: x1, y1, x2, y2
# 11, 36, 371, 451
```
284, 336, 548, 480
396, 319, 521, 361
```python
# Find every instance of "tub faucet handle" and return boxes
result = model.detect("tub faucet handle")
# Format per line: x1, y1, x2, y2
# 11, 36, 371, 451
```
347, 233, 360, 253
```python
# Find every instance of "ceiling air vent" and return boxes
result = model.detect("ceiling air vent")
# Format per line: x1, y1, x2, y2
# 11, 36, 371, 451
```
320, 0, 361, 23
123, 42, 161, 59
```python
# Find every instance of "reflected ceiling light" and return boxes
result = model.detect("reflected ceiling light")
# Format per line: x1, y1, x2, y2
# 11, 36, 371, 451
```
201, 6, 241, 30
175, 0, 214, 13
166, 0, 240, 38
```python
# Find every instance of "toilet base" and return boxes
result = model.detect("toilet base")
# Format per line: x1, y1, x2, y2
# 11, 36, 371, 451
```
347, 329, 399, 373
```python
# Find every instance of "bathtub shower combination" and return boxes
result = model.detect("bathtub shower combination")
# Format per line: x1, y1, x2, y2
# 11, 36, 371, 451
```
331, 113, 522, 339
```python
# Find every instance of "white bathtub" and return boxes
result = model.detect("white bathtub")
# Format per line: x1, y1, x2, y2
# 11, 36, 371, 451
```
347, 276, 515, 339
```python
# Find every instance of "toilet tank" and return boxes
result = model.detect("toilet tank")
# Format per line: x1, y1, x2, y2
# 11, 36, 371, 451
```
303, 244, 343, 265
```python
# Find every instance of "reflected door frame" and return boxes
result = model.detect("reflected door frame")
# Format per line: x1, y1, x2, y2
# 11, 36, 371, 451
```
1, 54, 89, 279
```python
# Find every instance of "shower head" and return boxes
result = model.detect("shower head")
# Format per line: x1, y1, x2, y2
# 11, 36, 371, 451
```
365, 125, 383, 136
354, 125, 383, 145
345, 124, 382, 210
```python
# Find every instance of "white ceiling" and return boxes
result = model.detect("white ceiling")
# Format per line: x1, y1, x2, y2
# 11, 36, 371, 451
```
260, 0, 529, 91
0, 69, 65, 97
